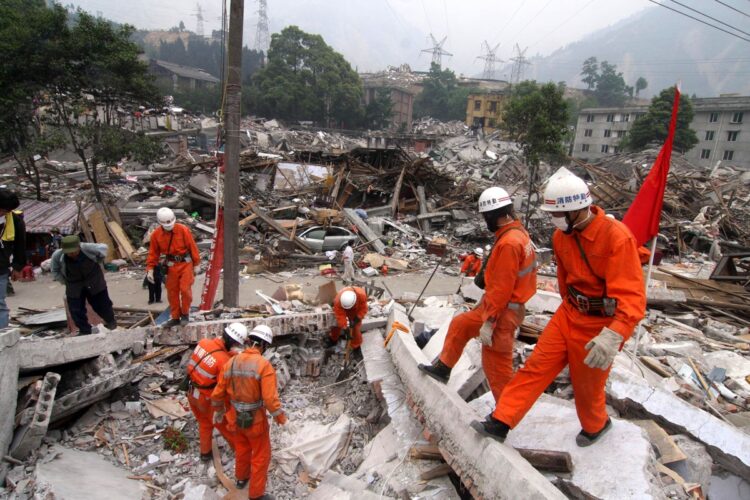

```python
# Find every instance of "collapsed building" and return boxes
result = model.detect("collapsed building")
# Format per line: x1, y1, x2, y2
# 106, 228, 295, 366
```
1, 113, 750, 499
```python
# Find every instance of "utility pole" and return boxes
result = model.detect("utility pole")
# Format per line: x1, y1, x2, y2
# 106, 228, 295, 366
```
223, 0, 244, 307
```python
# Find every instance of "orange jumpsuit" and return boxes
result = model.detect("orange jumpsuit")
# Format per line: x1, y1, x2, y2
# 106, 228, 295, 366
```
186, 337, 235, 454
211, 347, 284, 499
330, 286, 368, 349
439, 220, 537, 400
147, 223, 200, 320
494, 206, 646, 433
460, 254, 482, 277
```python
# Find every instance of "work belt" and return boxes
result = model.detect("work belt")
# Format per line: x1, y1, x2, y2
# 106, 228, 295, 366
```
231, 400, 264, 412
166, 253, 191, 263
190, 380, 216, 390
567, 286, 617, 317
507, 302, 522, 311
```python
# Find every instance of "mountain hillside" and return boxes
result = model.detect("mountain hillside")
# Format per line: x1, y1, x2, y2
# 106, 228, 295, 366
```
517, 4, 750, 97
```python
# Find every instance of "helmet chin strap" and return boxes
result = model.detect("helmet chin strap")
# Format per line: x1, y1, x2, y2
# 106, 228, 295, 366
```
563, 208, 592, 234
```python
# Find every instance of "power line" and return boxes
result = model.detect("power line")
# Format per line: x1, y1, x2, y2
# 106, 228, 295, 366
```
490, 2, 526, 44
509, 0, 555, 43
529, 0, 597, 50
713, 0, 750, 19
667, 0, 750, 37
647, 0, 750, 43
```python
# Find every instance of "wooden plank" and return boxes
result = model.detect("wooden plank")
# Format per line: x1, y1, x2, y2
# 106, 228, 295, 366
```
105, 220, 137, 264
416, 185, 431, 233
390, 165, 407, 216
633, 420, 687, 465
515, 448, 573, 473
640, 356, 672, 377
87, 211, 117, 262
420, 463, 453, 480
409, 445, 442, 461
343, 208, 386, 253
249, 204, 312, 254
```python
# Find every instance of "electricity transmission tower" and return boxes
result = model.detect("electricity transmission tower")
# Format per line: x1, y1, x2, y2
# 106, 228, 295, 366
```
421, 34, 452, 67
192, 3, 205, 37
510, 44, 531, 85
477, 40, 503, 80
253, 0, 270, 55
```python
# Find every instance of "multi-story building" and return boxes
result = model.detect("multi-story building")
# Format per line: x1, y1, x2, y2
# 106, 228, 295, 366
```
572, 95, 750, 170
465, 91, 508, 132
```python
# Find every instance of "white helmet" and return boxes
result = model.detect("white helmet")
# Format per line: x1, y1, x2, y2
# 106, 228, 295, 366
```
474, 247, 484, 256
249, 325, 273, 345
224, 322, 249, 345
540, 168, 592, 212
157, 207, 176, 230
478, 187, 512, 213
485, 244, 491, 252
340, 290, 357, 310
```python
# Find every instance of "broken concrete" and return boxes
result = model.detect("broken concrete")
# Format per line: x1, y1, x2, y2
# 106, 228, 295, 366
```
154, 311, 337, 345
0, 329, 20, 481
470, 392, 661, 499
669, 434, 713, 494
18, 329, 147, 371
308, 471, 388, 500
37, 445, 147, 499
385, 308, 566, 499
11, 372, 61, 460
51, 365, 141, 422
607, 364, 750, 480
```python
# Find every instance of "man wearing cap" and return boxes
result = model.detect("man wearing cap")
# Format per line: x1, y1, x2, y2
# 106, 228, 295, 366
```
186, 322, 247, 461
50, 236, 117, 335
419, 186, 537, 405
459, 248, 483, 277
212, 325, 287, 500
0, 188, 26, 328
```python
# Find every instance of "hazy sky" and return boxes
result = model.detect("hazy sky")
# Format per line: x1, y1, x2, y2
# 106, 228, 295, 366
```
66, 0, 653, 74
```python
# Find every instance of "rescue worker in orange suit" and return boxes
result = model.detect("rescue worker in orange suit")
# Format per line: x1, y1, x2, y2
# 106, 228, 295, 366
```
419, 187, 537, 402
459, 247, 483, 277
211, 325, 286, 500
328, 287, 368, 357
146, 207, 200, 327
471, 168, 646, 446
186, 322, 247, 461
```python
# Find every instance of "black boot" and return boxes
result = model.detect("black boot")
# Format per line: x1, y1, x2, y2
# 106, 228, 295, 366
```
164, 318, 180, 328
576, 418, 612, 447
417, 359, 451, 383
180, 315, 190, 326
235, 479, 248, 489
200, 452, 212, 462
470, 415, 510, 442
250, 495, 275, 500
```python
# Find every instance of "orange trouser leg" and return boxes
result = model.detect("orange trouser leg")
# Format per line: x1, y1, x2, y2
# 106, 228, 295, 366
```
493, 309, 569, 427
350, 323, 363, 349
173, 262, 194, 316
438, 307, 484, 367
234, 419, 271, 498
187, 391, 215, 455
482, 306, 524, 402
567, 312, 612, 434
166, 269, 182, 320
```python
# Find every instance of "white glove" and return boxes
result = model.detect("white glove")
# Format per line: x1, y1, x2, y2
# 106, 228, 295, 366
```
584, 327, 624, 370
146, 269, 155, 284
479, 320, 495, 346
193, 265, 200, 274
213, 409, 225, 425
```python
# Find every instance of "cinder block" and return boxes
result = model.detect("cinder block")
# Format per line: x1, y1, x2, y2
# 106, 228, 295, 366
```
11, 372, 61, 460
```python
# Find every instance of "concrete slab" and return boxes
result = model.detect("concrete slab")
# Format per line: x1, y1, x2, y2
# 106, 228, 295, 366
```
409, 306, 457, 331
608, 365, 750, 480
446, 338, 485, 399
470, 393, 660, 499
525, 291, 563, 314
0, 329, 20, 468
37, 445, 147, 499
386, 308, 566, 500
309, 471, 389, 500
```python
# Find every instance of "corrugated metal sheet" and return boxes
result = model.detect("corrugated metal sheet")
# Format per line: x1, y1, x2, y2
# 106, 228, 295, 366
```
17, 200, 95, 235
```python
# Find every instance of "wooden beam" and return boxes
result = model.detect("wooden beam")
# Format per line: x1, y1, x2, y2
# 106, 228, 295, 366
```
390, 165, 407, 217
249, 204, 312, 254
343, 208, 386, 253
515, 448, 573, 473
420, 463, 453, 480
409, 445, 443, 461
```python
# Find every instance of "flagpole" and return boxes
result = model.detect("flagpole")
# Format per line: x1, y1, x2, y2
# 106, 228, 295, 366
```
630, 236, 658, 367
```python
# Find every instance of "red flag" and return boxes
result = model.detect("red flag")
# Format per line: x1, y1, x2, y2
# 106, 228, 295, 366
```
622, 86, 680, 246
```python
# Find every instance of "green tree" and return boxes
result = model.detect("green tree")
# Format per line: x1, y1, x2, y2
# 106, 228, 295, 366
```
502, 80, 569, 167
635, 77, 648, 97
580, 56, 599, 90
247, 26, 363, 127
413, 63, 474, 121
624, 86, 698, 153
363, 89, 394, 130
595, 61, 629, 107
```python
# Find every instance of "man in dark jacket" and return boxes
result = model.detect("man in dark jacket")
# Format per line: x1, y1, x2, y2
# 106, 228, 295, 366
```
0, 189, 27, 328
50, 235, 117, 335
